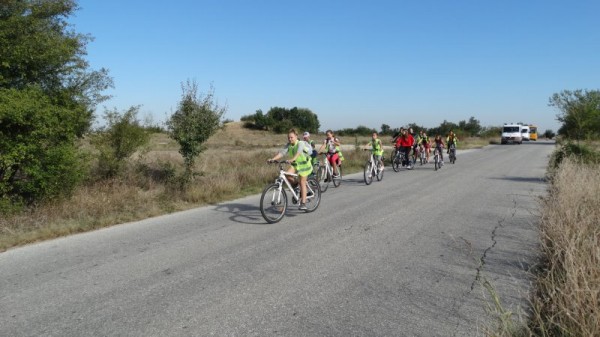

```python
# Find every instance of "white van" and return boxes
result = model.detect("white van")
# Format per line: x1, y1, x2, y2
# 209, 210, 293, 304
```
501, 124, 523, 144
521, 125, 531, 141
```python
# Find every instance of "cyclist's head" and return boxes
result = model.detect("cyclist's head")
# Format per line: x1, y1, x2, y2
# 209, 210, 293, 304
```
303, 131, 310, 140
372, 132, 378, 139
325, 130, 333, 138
288, 129, 298, 143
409, 128, 414, 133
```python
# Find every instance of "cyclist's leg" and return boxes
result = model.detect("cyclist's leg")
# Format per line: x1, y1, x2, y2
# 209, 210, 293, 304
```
298, 174, 308, 204
285, 165, 297, 187
376, 154, 383, 169
331, 153, 339, 176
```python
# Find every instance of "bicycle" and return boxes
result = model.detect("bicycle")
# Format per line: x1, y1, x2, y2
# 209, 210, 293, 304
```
315, 153, 342, 192
418, 144, 426, 165
391, 147, 412, 172
433, 146, 444, 171
363, 149, 384, 185
448, 143, 456, 164
260, 161, 321, 223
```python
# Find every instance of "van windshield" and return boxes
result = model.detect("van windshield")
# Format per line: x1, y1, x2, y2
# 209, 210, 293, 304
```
503, 126, 520, 132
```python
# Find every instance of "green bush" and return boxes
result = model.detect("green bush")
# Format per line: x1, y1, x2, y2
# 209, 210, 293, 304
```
0, 87, 87, 207
549, 142, 600, 171
91, 106, 150, 179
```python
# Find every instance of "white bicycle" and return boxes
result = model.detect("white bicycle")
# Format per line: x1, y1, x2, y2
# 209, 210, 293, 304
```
260, 161, 321, 223
315, 153, 342, 192
363, 150, 384, 185
433, 146, 444, 171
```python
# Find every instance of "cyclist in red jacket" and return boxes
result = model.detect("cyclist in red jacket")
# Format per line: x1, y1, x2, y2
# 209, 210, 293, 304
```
395, 129, 414, 168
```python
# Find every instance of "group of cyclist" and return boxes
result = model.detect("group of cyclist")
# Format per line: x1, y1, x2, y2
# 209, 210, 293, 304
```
386, 127, 459, 170
268, 128, 345, 210
268, 127, 459, 210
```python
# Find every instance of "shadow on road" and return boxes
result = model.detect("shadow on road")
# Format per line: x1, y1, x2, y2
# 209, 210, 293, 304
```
489, 176, 547, 184
213, 202, 301, 225
213, 203, 266, 225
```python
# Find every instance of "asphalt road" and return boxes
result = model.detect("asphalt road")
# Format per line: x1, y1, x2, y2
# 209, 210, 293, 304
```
0, 141, 555, 337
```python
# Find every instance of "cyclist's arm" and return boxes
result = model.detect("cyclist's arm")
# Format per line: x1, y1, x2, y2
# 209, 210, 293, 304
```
270, 152, 283, 162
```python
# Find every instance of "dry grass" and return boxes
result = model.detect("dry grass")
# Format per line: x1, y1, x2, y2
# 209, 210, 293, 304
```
528, 158, 600, 336
486, 156, 600, 337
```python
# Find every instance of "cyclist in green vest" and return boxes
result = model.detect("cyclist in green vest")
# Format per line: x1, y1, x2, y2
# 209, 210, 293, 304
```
364, 131, 384, 172
268, 129, 313, 210
446, 130, 458, 154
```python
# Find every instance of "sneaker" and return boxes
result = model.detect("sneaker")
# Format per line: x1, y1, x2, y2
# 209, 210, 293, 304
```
299, 203, 307, 210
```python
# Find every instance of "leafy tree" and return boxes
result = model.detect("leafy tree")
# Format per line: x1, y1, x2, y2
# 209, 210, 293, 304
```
241, 110, 271, 130
287, 107, 320, 134
0, 0, 112, 209
458, 117, 482, 136
0, 0, 112, 134
91, 106, 149, 178
405, 123, 424, 133
167, 80, 226, 183
549, 89, 600, 141
380, 124, 391, 135
479, 126, 503, 138
428, 120, 458, 137
335, 125, 376, 136
241, 107, 319, 133
543, 129, 556, 139
0, 87, 86, 208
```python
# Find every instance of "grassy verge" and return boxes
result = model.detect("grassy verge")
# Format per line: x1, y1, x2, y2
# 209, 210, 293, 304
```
488, 142, 600, 336
527, 156, 600, 336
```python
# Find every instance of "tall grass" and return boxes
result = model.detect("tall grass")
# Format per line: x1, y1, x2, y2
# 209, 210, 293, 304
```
528, 158, 600, 336
487, 153, 600, 336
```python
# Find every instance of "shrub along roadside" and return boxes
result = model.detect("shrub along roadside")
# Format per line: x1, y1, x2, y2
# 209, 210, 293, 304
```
528, 157, 600, 336
488, 143, 600, 337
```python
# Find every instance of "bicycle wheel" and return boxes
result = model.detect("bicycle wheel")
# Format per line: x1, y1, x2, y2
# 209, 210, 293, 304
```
375, 161, 383, 181
332, 165, 342, 187
364, 161, 373, 185
390, 150, 397, 166
392, 153, 400, 172
451, 151, 456, 164
316, 165, 329, 193
304, 177, 321, 212
434, 155, 439, 171
260, 184, 287, 223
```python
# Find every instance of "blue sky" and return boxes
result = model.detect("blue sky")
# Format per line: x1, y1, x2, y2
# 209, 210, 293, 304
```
69, 0, 600, 133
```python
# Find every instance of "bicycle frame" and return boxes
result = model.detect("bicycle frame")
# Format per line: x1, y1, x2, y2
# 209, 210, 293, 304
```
271, 162, 317, 202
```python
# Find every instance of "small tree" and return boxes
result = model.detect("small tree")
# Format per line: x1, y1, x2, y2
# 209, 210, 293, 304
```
543, 129, 556, 139
380, 124, 391, 135
91, 106, 149, 178
549, 89, 600, 141
167, 81, 226, 183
